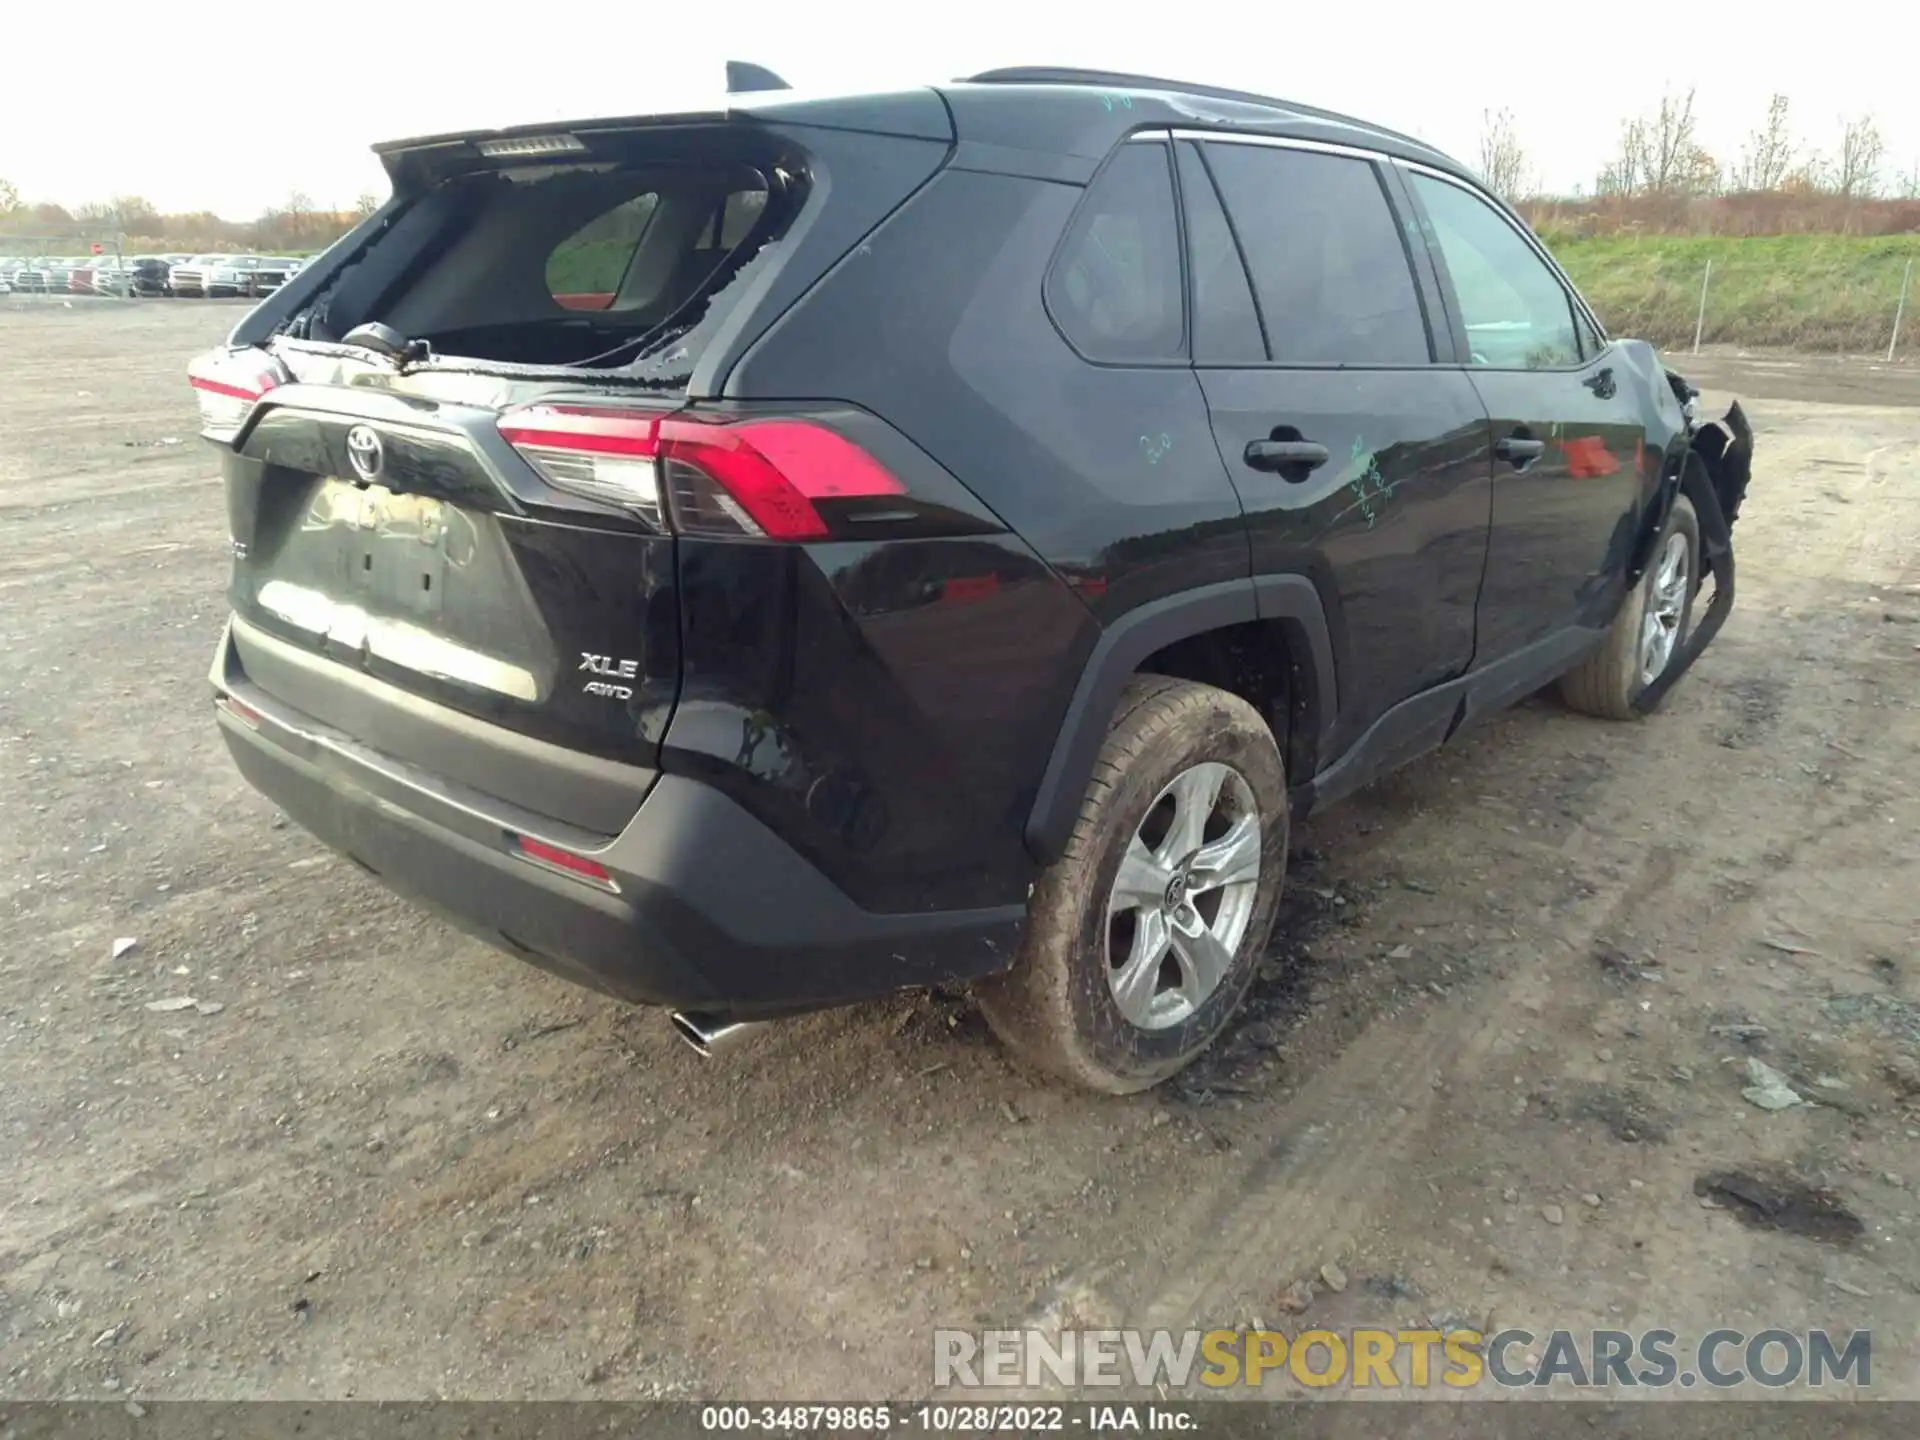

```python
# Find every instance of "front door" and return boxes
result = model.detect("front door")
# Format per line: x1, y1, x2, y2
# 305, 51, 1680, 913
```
1401, 170, 1653, 660
1181, 137, 1495, 757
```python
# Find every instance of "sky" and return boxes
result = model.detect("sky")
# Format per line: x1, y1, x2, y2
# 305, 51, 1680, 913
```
1, 0, 1914, 218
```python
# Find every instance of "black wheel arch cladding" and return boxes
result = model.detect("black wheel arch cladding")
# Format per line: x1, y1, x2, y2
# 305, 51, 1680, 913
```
1023, 575, 1336, 864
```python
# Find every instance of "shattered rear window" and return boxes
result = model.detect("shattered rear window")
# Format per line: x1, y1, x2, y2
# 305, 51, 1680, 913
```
286, 149, 806, 385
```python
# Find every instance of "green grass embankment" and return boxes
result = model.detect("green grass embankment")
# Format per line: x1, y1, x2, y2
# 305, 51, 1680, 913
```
1544, 232, 1920, 353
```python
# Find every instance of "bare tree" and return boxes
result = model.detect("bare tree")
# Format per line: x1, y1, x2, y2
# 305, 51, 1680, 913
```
1597, 116, 1651, 196
108, 196, 160, 235
1597, 90, 1719, 197
0, 178, 18, 215
286, 190, 317, 246
1477, 108, 1531, 202
1735, 94, 1795, 191
1648, 90, 1720, 194
353, 192, 381, 219
1900, 158, 1920, 200
1836, 115, 1884, 197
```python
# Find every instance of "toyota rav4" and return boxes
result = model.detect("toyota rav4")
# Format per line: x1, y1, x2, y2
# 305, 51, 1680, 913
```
196, 66, 1753, 1092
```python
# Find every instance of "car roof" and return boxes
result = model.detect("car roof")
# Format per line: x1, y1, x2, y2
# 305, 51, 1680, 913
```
373, 66, 1475, 186
945, 68, 1467, 175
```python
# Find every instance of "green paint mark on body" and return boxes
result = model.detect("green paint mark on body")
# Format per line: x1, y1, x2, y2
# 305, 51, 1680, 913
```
1344, 436, 1401, 529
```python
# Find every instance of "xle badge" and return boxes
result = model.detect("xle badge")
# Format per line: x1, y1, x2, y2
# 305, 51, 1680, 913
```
580, 652, 638, 700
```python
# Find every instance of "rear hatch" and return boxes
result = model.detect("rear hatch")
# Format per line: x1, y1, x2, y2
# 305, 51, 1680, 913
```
198, 95, 953, 836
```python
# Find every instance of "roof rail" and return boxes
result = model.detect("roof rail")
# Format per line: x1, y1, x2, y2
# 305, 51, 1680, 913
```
958, 66, 1442, 159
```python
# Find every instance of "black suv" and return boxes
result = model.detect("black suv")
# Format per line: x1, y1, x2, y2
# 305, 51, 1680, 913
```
196, 67, 1753, 1092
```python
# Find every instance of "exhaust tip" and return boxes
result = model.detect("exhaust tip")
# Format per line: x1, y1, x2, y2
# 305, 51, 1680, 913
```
669, 1010, 763, 1057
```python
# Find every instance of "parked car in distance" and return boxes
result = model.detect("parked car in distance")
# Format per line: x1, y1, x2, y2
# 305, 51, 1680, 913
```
0, 258, 23, 293
169, 255, 227, 298
91, 257, 161, 297
14, 259, 62, 292
41, 258, 82, 292
247, 257, 303, 297
205, 256, 265, 297
127, 256, 174, 296
81, 258, 119, 295
197, 66, 1755, 1091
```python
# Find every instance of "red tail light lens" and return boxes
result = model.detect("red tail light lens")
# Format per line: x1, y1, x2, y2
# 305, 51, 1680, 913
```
662, 418, 906, 540
214, 694, 263, 729
496, 407, 904, 540
187, 348, 284, 441
512, 834, 617, 890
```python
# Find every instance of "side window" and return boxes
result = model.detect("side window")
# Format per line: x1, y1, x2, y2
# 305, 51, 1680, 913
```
1203, 143, 1430, 366
545, 191, 661, 311
1176, 142, 1266, 364
1575, 305, 1607, 361
1047, 142, 1185, 363
1407, 174, 1581, 369
699, 189, 769, 251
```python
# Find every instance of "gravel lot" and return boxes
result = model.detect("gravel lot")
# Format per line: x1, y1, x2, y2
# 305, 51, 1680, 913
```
3, 300, 1919, 1403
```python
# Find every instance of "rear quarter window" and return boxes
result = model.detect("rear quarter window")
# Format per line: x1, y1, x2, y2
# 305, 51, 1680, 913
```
1046, 142, 1185, 364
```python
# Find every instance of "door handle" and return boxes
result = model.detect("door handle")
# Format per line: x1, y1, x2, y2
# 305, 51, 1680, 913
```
1582, 367, 1616, 399
1494, 434, 1545, 467
1243, 438, 1330, 480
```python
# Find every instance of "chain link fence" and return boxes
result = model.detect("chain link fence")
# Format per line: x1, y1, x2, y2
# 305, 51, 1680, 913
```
0, 228, 135, 301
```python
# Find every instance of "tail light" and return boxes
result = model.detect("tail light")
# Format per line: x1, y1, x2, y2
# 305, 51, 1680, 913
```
512, 833, 618, 890
497, 406, 905, 539
214, 694, 263, 730
187, 348, 286, 441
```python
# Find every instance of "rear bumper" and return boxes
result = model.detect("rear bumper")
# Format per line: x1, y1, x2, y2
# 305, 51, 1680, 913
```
210, 624, 1022, 1018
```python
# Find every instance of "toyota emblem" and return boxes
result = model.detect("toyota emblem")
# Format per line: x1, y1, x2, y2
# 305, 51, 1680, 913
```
345, 425, 385, 483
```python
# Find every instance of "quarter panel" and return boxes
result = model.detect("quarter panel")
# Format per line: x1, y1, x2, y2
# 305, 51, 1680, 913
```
664, 533, 1095, 913
725, 167, 1253, 620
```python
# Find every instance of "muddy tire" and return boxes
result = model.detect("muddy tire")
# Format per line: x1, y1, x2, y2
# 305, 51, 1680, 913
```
974, 676, 1288, 1093
1558, 495, 1700, 721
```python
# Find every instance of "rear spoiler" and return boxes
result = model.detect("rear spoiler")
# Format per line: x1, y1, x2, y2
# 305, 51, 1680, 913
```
372, 89, 951, 189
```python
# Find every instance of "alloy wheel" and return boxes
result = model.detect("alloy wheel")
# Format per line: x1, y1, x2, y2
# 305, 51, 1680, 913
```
1104, 761, 1262, 1030
1638, 529, 1691, 687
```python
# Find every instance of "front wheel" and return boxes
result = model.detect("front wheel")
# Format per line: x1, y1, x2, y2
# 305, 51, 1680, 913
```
1558, 494, 1700, 720
974, 676, 1288, 1093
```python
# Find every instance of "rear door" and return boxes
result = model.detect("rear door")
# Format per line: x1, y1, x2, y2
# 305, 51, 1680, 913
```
1183, 135, 1494, 757
1400, 170, 1651, 658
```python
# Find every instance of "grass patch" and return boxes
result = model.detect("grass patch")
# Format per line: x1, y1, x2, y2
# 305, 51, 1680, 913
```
1544, 233, 1920, 353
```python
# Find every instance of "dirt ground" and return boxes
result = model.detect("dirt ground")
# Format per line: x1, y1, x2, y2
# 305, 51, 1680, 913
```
2, 300, 1918, 1406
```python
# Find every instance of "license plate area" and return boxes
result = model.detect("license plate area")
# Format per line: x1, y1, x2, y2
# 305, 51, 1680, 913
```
252, 477, 547, 703
345, 484, 451, 624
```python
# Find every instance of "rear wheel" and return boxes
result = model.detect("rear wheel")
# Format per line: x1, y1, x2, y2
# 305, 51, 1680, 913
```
1558, 495, 1699, 720
975, 676, 1288, 1093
